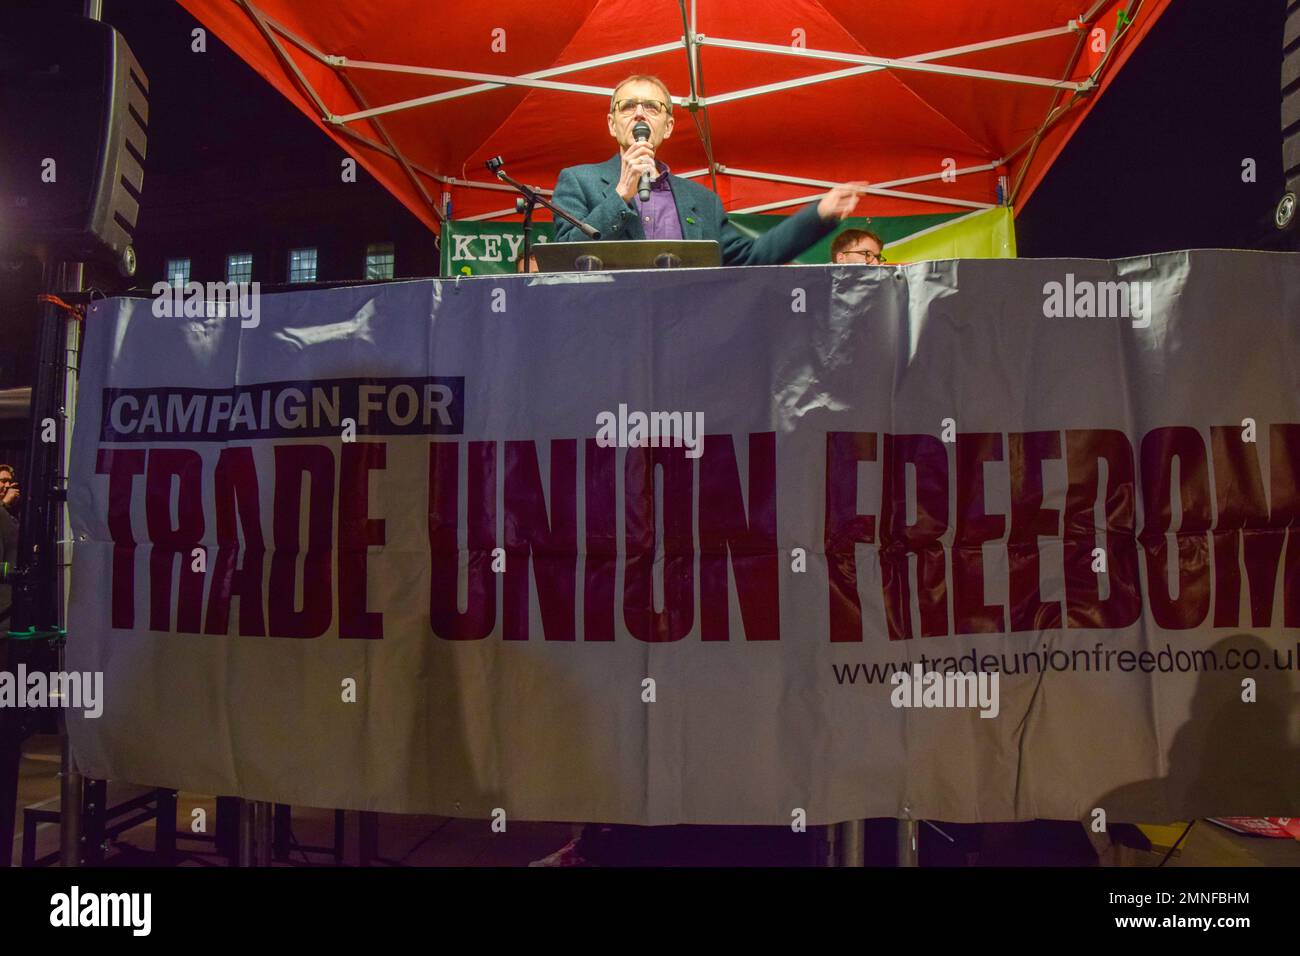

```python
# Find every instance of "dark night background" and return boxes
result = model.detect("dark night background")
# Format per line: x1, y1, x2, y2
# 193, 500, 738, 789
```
0, 0, 1292, 405
0, 1, 1292, 868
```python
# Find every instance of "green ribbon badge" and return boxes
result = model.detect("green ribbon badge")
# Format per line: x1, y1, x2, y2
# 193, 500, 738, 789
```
686, 216, 696, 225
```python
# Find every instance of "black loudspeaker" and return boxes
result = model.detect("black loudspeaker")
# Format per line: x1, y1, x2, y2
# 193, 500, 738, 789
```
0, 13, 148, 275
1278, 0, 1300, 237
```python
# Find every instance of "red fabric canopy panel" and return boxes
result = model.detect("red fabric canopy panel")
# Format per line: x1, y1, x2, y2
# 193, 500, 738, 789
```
177, 0, 1170, 230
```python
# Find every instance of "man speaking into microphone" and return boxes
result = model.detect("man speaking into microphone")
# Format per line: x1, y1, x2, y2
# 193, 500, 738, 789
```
552, 74, 862, 263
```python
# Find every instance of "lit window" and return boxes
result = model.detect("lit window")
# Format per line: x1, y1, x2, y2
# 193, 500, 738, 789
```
165, 257, 191, 286
365, 242, 394, 280
226, 253, 253, 284
288, 247, 318, 284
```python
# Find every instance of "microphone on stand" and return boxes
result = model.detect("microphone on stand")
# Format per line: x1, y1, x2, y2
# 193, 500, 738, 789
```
633, 121, 652, 202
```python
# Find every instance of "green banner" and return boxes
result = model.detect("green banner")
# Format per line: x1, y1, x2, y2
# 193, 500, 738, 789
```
729, 212, 965, 264
439, 211, 982, 275
441, 221, 557, 276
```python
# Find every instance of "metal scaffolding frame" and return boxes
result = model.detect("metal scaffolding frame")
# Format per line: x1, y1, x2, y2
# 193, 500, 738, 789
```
228, 1, 1145, 223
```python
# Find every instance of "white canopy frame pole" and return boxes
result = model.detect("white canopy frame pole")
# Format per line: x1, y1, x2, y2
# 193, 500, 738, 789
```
329, 69, 626, 125
334, 121, 996, 222
871, 161, 1006, 191
1008, 0, 1135, 204
258, 5, 682, 110
462, 208, 535, 222
456, 167, 706, 222
237, 0, 453, 222
337, 73, 445, 223
731, 191, 991, 215
249, 1, 1090, 123
728, 161, 1006, 214
698, 35, 1091, 105
234, 0, 1144, 221
723, 165, 997, 213
698, 23, 1086, 107
462, 169, 708, 222
238, 5, 681, 213
331, 124, 567, 223
332, 43, 684, 111
679, 0, 720, 193
314, 119, 555, 199
236, 0, 332, 118
439, 175, 554, 195
255, 7, 1090, 117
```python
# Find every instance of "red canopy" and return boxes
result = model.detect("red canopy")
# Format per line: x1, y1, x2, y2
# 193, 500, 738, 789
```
177, 0, 1170, 230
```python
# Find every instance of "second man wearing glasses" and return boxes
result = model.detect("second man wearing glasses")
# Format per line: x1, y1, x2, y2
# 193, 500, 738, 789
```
831, 228, 886, 265
552, 74, 864, 264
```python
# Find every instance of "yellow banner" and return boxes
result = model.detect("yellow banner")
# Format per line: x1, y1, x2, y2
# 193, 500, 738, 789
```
885, 206, 1017, 262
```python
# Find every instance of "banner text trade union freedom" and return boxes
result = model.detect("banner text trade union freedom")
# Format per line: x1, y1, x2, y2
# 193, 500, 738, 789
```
92, 377, 1300, 644
64, 253, 1300, 823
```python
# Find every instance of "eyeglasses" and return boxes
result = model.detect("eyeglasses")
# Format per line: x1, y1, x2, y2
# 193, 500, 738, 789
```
842, 248, 886, 263
613, 97, 670, 117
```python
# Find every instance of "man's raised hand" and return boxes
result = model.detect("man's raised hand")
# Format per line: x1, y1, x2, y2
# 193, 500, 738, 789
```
818, 181, 867, 222
617, 141, 658, 203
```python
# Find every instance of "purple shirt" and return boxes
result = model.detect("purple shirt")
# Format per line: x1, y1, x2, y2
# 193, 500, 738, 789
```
631, 160, 683, 240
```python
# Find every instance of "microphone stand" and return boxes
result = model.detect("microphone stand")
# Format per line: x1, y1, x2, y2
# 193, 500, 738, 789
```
484, 156, 599, 270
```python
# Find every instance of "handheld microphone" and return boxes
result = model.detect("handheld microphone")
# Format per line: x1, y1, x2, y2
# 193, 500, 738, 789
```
633, 121, 652, 202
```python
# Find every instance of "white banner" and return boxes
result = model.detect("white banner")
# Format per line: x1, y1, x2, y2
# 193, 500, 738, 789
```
66, 251, 1300, 824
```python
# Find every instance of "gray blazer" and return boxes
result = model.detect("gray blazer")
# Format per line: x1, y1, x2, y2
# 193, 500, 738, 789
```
552, 153, 836, 266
